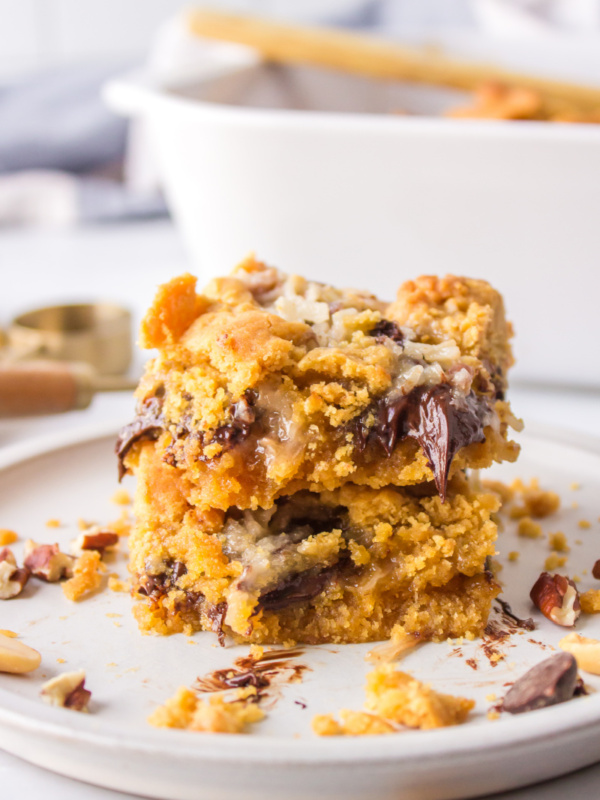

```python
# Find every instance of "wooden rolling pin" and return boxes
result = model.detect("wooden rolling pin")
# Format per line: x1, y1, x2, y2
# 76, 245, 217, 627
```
0, 362, 136, 417
188, 8, 600, 113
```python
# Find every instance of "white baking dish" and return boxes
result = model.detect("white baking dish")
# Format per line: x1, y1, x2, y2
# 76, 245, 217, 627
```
105, 42, 600, 387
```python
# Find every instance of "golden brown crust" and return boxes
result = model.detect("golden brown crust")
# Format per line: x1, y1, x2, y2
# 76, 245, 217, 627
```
387, 273, 514, 380
123, 259, 520, 513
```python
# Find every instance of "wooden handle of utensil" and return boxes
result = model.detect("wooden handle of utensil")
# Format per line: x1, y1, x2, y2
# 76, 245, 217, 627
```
0, 362, 94, 417
188, 8, 600, 112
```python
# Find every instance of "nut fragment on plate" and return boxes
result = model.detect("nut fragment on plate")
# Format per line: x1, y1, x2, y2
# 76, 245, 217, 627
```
530, 572, 581, 627
70, 529, 119, 557
559, 633, 600, 675
0, 632, 41, 673
502, 653, 578, 714
0, 548, 29, 600
40, 670, 91, 711
592, 560, 600, 580
24, 540, 74, 582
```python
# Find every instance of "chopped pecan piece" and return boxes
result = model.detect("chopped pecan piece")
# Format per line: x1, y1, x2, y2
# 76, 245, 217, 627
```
0, 547, 16, 566
41, 670, 91, 711
24, 540, 74, 582
70, 529, 119, 557
0, 559, 30, 600
530, 572, 581, 627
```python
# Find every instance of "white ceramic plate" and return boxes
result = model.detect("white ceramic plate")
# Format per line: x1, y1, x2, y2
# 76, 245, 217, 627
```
1, 422, 600, 800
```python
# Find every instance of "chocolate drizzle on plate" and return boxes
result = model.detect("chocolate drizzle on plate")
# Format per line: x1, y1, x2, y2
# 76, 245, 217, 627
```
354, 384, 490, 502
194, 647, 308, 704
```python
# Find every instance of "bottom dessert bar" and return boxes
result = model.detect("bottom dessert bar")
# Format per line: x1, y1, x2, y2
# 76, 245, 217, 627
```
129, 442, 500, 645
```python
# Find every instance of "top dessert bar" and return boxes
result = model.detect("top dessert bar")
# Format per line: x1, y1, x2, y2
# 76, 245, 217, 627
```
118, 258, 520, 512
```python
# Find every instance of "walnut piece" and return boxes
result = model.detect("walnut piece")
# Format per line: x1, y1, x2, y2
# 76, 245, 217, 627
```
24, 540, 74, 582
559, 633, 600, 676
530, 572, 581, 627
41, 670, 91, 711
0, 632, 41, 673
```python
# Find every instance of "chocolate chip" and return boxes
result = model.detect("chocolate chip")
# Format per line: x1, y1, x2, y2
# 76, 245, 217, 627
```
171, 561, 187, 582
138, 560, 189, 599
502, 652, 578, 714
369, 319, 405, 344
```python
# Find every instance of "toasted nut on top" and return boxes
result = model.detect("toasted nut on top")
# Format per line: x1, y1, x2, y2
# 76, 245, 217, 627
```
24, 540, 74, 582
560, 633, 600, 675
0, 632, 41, 673
41, 670, 91, 711
70, 529, 119, 557
530, 572, 581, 627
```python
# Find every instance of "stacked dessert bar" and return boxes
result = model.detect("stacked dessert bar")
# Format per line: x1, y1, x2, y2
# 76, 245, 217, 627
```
118, 258, 520, 644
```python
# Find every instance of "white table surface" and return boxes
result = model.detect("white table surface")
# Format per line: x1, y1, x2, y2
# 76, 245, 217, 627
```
1, 220, 599, 799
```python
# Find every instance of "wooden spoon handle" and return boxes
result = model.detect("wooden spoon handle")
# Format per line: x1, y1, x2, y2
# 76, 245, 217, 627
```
0, 362, 94, 417
188, 8, 600, 111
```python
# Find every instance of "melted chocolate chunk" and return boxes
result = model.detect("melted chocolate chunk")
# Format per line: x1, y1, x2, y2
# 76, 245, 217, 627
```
354, 384, 489, 502
495, 598, 536, 632
369, 319, 405, 344
163, 389, 258, 468
212, 393, 257, 448
206, 601, 228, 647
502, 653, 578, 714
116, 395, 164, 480
258, 564, 339, 613
137, 559, 188, 599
